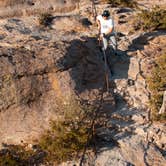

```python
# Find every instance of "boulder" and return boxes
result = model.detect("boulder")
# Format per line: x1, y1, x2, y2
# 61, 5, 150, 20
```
128, 57, 140, 80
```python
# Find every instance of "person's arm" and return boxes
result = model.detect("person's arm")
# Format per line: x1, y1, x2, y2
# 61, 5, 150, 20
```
96, 19, 101, 32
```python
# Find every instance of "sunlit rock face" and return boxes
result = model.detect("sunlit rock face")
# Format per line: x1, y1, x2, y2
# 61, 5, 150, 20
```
0, 0, 78, 7
0, 0, 80, 18
0, 13, 107, 146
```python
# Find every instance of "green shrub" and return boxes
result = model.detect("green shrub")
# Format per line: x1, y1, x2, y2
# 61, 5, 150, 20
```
0, 99, 95, 165
38, 13, 53, 26
39, 99, 94, 164
0, 145, 39, 166
147, 53, 166, 121
135, 6, 166, 31
102, 0, 137, 8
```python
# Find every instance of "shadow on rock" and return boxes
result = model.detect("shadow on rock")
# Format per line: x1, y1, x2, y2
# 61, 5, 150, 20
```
55, 37, 128, 151
109, 49, 130, 79
56, 37, 106, 95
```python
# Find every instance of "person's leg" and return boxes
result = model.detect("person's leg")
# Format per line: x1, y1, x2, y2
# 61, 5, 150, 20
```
101, 34, 117, 75
102, 37, 108, 50
107, 35, 117, 57
102, 37, 113, 75
109, 35, 117, 51
102, 37, 113, 77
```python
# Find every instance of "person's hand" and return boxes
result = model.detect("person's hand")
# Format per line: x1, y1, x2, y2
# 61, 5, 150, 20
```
103, 33, 107, 37
102, 33, 106, 37
99, 34, 103, 40
100, 33, 106, 39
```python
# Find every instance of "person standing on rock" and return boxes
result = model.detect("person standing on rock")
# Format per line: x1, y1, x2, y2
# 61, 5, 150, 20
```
96, 10, 117, 53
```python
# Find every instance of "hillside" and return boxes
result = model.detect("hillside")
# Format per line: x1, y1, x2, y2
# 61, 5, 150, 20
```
0, 0, 79, 18
0, 0, 166, 165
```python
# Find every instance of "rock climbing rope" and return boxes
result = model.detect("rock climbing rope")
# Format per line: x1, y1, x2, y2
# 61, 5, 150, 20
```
79, 1, 113, 166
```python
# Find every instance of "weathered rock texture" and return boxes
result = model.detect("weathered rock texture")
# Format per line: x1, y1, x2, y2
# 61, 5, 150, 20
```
0, 0, 166, 165
0, 15, 108, 146
0, 0, 80, 18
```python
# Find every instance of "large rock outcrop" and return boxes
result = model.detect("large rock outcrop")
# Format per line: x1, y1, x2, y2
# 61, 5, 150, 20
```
0, 16, 109, 146
0, 0, 165, 165
0, 0, 79, 8
0, 0, 80, 18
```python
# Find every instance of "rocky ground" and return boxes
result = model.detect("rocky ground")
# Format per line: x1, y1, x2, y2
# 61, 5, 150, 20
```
0, 0, 166, 166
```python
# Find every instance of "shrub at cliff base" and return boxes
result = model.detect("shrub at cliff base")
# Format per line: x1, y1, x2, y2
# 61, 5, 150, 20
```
0, 145, 38, 166
134, 6, 166, 31
39, 99, 94, 164
148, 53, 166, 121
0, 99, 95, 165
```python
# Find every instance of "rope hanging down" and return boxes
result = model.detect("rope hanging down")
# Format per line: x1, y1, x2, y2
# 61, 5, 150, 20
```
91, 0, 98, 20
79, 89, 104, 166
102, 43, 110, 92
79, 1, 111, 165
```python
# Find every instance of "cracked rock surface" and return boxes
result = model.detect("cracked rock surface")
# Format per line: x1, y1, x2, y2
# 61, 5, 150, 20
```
0, 0, 166, 165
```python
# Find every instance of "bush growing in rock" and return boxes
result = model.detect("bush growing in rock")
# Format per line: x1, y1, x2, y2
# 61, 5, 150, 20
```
0, 144, 44, 166
134, 6, 166, 31
148, 53, 166, 121
39, 99, 95, 164
0, 99, 95, 165
102, 0, 137, 8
